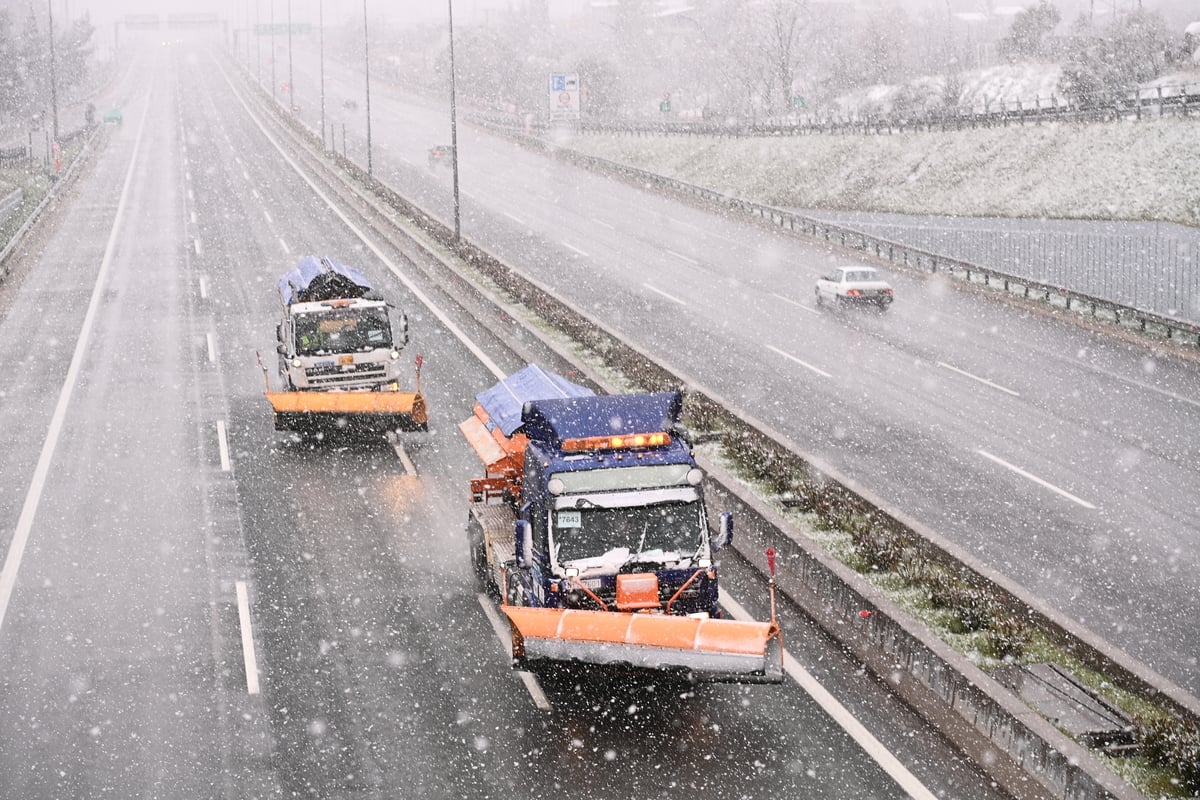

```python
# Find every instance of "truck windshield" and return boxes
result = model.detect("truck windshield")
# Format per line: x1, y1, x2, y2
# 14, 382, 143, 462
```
294, 307, 392, 355
550, 495, 705, 566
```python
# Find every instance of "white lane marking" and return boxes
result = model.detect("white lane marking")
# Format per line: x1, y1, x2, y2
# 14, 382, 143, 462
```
186, 171, 192, 182
399, 156, 412, 166
937, 362, 1020, 397
644, 283, 686, 306
263, 209, 273, 224
665, 248, 698, 265
206, 332, 217, 363
278, 237, 291, 255
1083, 363, 1200, 411
235, 156, 243, 165
221, 62, 506, 380
216, 420, 231, 472
199, 275, 208, 299
977, 449, 1096, 509
590, 217, 615, 230
252, 189, 261, 200
721, 593, 939, 800
772, 293, 820, 315
235, 581, 261, 695
243, 169, 251, 180
503, 211, 527, 226
190, 211, 197, 224
193, 238, 202, 256
392, 441, 417, 475
562, 242, 588, 258
476, 594, 551, 711
187, 188, 194, 202
0, 95, 151, 633
767, 344, 832, 378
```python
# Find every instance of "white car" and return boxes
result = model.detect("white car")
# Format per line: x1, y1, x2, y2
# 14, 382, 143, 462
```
815, 266, 894, 311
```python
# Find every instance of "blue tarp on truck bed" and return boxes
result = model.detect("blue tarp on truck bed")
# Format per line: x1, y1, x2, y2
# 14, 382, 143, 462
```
278, 256, 379, 306
475, 365, 593, 437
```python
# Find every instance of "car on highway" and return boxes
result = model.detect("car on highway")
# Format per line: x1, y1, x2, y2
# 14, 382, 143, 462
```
102, 108, 123, 125
815, 266, 894, 311
428, 144, 454, 168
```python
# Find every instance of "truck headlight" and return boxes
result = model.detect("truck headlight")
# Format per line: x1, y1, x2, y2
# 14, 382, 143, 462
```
291, 358, 302, 369
686, 468, 703, 485
389, 350, 400, 360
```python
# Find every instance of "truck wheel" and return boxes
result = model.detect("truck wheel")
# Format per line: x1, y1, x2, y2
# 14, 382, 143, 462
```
470, 527, 497, 599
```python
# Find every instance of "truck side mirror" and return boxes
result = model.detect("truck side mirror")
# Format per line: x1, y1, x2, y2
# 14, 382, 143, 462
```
276, 343, 288, 355
397, 313, 409, 348
515, 520, 534, 569
713, 512, 734, 552
276, 323, 285, 342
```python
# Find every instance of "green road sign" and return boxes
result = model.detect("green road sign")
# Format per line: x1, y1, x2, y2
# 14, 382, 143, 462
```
659, 100, 671, 113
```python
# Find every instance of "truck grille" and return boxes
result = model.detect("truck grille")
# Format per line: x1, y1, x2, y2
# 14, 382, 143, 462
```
306, 363, 389, 387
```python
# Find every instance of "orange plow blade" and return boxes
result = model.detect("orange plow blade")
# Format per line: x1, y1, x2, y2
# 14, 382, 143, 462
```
503, 606, 783, 683
266, 391, 428, 433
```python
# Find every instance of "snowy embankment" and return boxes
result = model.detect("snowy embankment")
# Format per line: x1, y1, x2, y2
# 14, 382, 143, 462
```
568, 117, 1200, 227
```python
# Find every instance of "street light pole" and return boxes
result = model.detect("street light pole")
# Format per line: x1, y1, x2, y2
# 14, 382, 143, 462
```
287, 0, 294, 113
47, 0, 59, 142
363, 0, 372, 176
319, 0, 326, 150
448, 0, 460, 241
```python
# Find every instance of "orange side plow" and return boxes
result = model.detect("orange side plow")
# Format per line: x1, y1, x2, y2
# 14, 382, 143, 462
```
503, 606, 784, 683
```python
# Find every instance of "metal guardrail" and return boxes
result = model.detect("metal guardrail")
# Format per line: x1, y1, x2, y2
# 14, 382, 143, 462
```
235, 58, 1198, 799
0, 127, 101, 271
479, 124, 1200, 348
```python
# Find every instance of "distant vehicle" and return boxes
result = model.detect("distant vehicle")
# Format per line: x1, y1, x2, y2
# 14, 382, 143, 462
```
342, 98, 357, 111
427, 145, 454, 168
102, 108, 123, 125
815, 266, 894, 311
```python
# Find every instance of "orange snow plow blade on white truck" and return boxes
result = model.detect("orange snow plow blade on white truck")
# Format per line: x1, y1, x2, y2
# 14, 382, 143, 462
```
503, 605, 784, 683
265, 389, 428, 433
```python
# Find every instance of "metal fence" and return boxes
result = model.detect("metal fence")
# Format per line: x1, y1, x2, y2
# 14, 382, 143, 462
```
0, 189, 21, 225
501, 81, 1200, 139
801, 215, 1200, 323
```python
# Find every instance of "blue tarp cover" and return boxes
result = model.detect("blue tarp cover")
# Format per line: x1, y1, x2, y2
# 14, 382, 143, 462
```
522, 391, 682, 446
476, 365, 593, 437
278, 256, 377, 306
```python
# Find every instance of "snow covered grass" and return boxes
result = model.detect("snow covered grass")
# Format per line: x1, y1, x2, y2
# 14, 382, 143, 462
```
568, 116, 1200, 227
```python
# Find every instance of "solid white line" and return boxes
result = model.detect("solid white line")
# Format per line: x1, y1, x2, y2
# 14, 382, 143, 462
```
721, 593, 938, 800
644, 283, 686, 306
190, 211, 197, 224
977, 449, 1096, 509
0, 94, 152, 634
193, 238, 202, 256
937, 362, 1020, 397
206, 332, 217, 363
216, 420, 231, 472
590, 217, 615, 230
185, 171, 192, 182
503, 211, 527, 226
392, 441, 417, 475
476, 594, 551, 710
263, 209, 273, 224
665, 249, 698, 265
235, 581, 261, 695
562, 242, 588, 258
187, 188, 194, 202
199, 275, 208, 299
772, 293, 820, 315
767, 344, 832, 378
220, 62, 507, 380
278, 237, 291, 255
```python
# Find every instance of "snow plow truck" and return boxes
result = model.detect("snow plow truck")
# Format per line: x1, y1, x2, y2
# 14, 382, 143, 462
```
263, 256, 427, 435
461, 364, 783, 683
